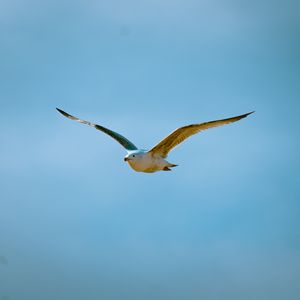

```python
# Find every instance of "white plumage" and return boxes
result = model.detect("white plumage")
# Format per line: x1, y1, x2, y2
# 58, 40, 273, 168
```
56, 108, 253, 173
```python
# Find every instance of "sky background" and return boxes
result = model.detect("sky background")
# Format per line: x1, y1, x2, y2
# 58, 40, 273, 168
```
0, 0, 300, 299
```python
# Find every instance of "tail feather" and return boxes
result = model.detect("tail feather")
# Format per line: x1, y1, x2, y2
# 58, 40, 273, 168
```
168, 164, 178, 168
163, 167, 172, 171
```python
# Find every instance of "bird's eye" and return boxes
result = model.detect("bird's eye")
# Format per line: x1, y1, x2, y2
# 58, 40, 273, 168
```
132, 155, 135, 157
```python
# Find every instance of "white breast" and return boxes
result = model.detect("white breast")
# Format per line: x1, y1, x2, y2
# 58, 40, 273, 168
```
127, 153, 167, 173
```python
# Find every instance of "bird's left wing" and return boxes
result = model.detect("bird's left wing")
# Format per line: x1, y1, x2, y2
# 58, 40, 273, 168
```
56, 108, 138, 151
148, 112, 254, 157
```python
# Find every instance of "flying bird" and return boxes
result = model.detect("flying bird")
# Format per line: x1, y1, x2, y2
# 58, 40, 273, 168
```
56, 108, 253, 173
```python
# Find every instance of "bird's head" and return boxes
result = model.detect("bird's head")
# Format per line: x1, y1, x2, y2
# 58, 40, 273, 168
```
124, 151, 144, 162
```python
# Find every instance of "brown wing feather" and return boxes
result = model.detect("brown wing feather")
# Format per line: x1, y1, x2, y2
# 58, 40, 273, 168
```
149, 112, 254, 157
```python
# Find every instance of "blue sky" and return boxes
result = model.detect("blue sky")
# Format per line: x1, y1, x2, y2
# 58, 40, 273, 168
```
0, 0, 299, 299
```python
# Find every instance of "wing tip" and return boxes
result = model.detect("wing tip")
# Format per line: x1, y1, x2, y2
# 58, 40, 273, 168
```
56, 107, 64, 114
56, 108, 71, 118
241, 111, 255, 119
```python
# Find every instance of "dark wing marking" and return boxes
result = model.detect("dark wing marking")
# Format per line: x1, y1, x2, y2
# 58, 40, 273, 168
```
56, 108, 138, 151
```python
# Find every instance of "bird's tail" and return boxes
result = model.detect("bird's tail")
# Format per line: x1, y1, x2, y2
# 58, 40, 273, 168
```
168, 163, 178, 168
163, 164, 178, 171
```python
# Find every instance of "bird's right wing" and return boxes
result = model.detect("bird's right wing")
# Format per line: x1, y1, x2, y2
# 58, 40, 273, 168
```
149, 112, 254, 157
56, 108, 138, 151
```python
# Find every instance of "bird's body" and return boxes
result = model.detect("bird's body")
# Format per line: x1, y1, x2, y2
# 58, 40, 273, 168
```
56, 108, 253, 173
124, 150, 176, 173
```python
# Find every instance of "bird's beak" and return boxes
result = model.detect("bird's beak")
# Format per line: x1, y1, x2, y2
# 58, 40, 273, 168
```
124, 157, 129, 162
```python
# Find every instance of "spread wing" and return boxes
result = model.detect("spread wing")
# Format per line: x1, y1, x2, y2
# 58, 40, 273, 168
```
56, 108, 138, 151
149, 112, 254, 157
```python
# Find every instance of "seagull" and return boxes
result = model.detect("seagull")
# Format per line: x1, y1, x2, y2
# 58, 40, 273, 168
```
56, 108, 254, 173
